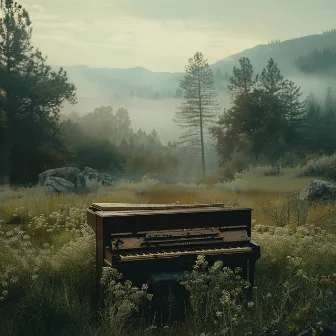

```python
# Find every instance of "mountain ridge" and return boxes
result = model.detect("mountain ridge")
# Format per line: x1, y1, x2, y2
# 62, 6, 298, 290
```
59, 29, 336, 114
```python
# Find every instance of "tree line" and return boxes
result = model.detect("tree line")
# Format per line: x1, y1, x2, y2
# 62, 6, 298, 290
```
211, 57, 336, 167
174, 55, 336, 175
295, 48, 336, 74
0, 0, 190, 185
1, 0, 335, 185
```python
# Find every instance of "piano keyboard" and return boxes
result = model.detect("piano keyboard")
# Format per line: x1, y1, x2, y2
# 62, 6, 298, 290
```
119, 246, 252, 261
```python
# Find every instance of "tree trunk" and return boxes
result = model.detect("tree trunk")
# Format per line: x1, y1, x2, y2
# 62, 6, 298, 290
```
198, 70, 206, 176
0, 134, 11, 186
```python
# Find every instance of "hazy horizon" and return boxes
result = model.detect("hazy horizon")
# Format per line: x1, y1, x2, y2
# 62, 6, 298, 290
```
21, 0, 336, 72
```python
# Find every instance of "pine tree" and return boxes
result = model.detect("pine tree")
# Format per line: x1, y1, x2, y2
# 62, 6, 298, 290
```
282, 79, 305, 147
257, 58, 288, 165
173, 52, 220, 175
211, 57, 267, 162
228, 57, 256, 98
0, 0, 76, 184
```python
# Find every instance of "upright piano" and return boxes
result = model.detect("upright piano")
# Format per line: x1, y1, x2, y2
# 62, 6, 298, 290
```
87, 203, 261, 322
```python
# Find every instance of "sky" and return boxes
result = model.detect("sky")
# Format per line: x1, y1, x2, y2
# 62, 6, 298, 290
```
20, 0, 336, 72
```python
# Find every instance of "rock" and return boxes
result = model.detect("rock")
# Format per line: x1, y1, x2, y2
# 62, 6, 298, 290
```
82, 166, 119, 186
45, 177, 75, 194
38, 167, 87, 193
82, 167, 98, 176
299, 180, 336, 202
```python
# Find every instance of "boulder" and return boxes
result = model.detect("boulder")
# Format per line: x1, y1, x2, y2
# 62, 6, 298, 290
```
38, 167, 87, 193
82, 167, 119, 186
45, 177, 75, 194
298, 180, 336, 202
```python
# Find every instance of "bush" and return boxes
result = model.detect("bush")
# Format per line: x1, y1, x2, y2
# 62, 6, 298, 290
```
297, 154, 336, 180
216, 152, 252, 182
229, 151, 251, 173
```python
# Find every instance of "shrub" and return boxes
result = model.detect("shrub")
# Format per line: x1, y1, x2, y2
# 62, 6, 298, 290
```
217, 166, 236, 182
100, 267, 152, 335
297, 154, 336, 180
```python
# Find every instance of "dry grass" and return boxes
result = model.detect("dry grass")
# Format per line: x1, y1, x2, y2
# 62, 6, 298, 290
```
1, 171, 334, 229
0, 171, 335, 336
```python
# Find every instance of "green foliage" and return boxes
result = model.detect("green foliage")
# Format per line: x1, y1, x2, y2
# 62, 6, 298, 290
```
228, 57, 257, 96
212, 56, 336, 170
0, 0, 76, 185
60, 108, 182, 177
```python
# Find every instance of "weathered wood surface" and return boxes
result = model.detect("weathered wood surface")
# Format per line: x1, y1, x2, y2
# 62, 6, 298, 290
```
90, 202, 225, 211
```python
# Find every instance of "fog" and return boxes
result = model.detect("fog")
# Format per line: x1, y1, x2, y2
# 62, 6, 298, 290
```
61, 66, 336, 147
287, 68, 336, 102
61, 90, 232, 144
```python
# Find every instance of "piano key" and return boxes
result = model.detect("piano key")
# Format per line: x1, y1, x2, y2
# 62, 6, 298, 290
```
119, 246, 253, 261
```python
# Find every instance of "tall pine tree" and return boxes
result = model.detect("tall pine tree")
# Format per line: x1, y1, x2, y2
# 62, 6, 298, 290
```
257, 58, 288, 165
173, 52, 220, 175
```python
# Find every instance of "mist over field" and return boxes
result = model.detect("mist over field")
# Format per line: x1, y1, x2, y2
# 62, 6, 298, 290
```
60, 68, 336, 145
61, 92, 235, 144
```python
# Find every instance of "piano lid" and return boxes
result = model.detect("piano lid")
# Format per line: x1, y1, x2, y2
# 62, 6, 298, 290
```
90, 202, 225, 211
95, 206, 253, 217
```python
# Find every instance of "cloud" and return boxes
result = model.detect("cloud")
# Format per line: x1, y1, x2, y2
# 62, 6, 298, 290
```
19, 0, 336, 71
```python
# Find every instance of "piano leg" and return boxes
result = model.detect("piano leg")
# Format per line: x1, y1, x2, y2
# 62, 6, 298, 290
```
248, 257, 256, 289
245, 257, 257, 301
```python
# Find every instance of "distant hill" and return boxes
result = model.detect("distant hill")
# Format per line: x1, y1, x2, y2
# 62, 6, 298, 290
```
212, 29, 336, 75
59, 29, 336, 115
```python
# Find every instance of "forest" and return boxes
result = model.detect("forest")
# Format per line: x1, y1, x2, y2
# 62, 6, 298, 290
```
1, 9, 336, 185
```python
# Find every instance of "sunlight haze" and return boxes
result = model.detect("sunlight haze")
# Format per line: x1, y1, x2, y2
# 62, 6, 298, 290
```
21, 0, 336, 71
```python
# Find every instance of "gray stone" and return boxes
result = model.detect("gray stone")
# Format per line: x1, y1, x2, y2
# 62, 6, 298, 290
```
299, 180, 336, 202
82, 167, 119, 186
44, 177, 75, 194
38, 167, 87, 192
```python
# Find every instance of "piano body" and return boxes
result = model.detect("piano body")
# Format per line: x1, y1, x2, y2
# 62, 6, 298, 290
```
87, 203, 261, 309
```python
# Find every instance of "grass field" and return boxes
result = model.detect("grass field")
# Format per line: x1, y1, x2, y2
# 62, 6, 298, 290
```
0, 171, 335, 336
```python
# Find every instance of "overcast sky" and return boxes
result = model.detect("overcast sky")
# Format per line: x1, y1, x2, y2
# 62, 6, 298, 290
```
20, 0, 336, 72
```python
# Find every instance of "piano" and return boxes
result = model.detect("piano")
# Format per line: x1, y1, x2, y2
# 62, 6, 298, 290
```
87, 202, 261, 322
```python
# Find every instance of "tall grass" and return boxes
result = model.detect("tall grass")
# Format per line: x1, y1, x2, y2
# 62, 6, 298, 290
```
0, 172, 335, 335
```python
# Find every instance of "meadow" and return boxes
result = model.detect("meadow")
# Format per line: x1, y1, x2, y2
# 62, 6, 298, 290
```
0, 168, 335, 336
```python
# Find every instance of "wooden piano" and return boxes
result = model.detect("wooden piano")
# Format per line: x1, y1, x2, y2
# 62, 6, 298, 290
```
87, 202, 261, 321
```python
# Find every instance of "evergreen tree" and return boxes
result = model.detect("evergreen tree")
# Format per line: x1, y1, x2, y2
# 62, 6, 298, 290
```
257, 58, 288, 165
173, 52, 220, 175
302, 93, 323, 153
228, 57, 256, 98
282, 79, 306, 147
211, 57, 264, 162
0, 0, 76, 184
